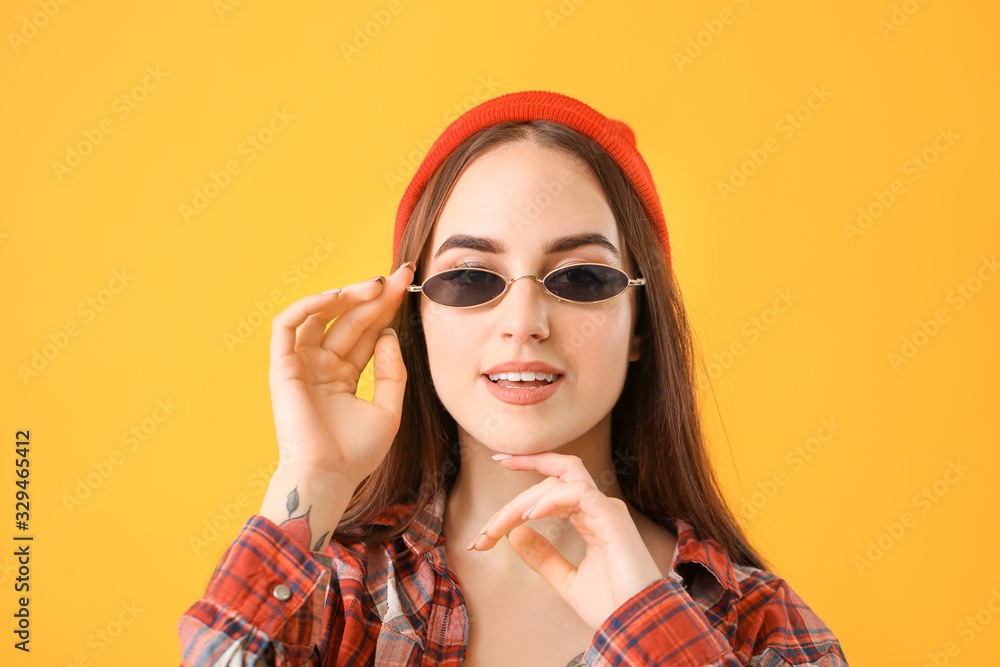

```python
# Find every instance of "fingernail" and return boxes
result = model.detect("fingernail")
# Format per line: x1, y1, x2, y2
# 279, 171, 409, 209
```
522, 504, 535, 521
321, 287, 342, 295
466, 534, 483, 550
491, 453, 512, 460
399, 261, 415, 272
379, 327, 398, 340
368, 275, 386, 284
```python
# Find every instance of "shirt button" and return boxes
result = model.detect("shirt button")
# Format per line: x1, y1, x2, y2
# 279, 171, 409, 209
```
272, 584, 292, 601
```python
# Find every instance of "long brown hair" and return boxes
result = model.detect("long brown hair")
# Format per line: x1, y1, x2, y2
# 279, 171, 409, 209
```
332, 121, 768, 571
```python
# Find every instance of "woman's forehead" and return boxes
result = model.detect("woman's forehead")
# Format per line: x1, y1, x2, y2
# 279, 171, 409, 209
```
428, 144, 620, 256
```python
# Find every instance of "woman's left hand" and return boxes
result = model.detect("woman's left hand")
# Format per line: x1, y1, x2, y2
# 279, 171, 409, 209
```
466, 452, 666, 631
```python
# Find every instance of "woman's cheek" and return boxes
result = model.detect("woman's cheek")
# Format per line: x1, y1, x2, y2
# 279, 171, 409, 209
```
423, 316, 473, 402
580, 312, 634, 393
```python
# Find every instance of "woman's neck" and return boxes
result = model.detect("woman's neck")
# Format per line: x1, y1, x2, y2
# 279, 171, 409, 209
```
442, 418, 626, 576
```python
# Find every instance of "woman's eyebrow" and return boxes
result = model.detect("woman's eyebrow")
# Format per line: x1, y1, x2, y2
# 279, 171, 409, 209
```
433, 233, 620, 260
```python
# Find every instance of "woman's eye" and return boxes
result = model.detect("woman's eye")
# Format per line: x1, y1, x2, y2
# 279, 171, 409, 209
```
556, 265, 601, 283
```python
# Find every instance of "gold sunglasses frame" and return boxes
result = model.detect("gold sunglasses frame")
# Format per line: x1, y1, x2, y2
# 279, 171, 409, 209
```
405, 262, 645, 309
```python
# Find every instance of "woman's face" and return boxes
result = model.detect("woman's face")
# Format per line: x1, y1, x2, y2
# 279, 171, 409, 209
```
419, 141, 642, 454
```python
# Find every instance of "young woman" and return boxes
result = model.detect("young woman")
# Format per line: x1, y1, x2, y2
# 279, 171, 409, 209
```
178, 91, 848, 666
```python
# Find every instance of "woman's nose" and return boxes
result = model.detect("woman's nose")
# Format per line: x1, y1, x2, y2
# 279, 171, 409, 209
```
495, 275, 551, 341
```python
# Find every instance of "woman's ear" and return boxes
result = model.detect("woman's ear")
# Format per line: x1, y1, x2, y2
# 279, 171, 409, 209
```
628, 332, 642, 362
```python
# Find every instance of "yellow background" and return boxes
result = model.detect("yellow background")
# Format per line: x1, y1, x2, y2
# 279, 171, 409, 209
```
2, 0, 997, 664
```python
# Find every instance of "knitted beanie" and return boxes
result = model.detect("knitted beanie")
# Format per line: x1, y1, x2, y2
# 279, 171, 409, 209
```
393, 90, 670, 270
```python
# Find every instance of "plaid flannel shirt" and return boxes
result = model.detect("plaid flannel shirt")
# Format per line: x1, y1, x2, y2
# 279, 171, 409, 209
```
178, 486, 847, 666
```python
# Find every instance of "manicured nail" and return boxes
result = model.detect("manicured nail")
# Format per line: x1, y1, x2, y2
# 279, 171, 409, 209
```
399, 261, 415, 272
321, 287, 342, 295
522, 504, 535, 521
466, 534, 483, 550
368, 275, 386, 284
492, 453, 512, 460
379, 327, 398, 340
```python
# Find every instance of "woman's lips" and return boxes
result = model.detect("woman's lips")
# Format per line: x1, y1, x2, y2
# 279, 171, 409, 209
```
481, 374, 563, 405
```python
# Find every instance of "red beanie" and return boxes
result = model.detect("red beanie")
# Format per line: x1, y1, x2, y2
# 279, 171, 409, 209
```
393, 90, 671, 270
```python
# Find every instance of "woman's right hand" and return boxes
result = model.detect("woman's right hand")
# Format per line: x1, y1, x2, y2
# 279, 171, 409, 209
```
267, 262, 415, 488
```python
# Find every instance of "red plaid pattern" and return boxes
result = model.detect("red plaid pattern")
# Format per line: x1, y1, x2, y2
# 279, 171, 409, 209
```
179, 487, 847, 665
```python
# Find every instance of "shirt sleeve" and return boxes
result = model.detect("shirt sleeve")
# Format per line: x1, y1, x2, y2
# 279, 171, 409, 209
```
177, 514, 336, 667
584, 576, 849, 666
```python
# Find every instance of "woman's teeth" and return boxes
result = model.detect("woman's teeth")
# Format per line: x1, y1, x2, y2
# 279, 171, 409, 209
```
487, 371, 558, 384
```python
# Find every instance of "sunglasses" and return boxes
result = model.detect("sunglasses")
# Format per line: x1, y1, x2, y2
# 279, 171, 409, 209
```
406, 262, 645, 308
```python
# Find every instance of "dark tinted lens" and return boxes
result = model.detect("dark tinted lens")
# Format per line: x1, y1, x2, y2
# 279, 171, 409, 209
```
545, 264, 628, 302
422, 269, 506, 307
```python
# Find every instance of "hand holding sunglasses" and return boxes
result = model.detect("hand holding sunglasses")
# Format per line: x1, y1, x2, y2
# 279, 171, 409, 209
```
258, 264, 415, 552
406, 262, 645, 308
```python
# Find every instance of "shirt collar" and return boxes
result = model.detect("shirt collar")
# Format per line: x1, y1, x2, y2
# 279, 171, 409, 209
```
672, 517, 743, 599
370, 485, 743, 600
